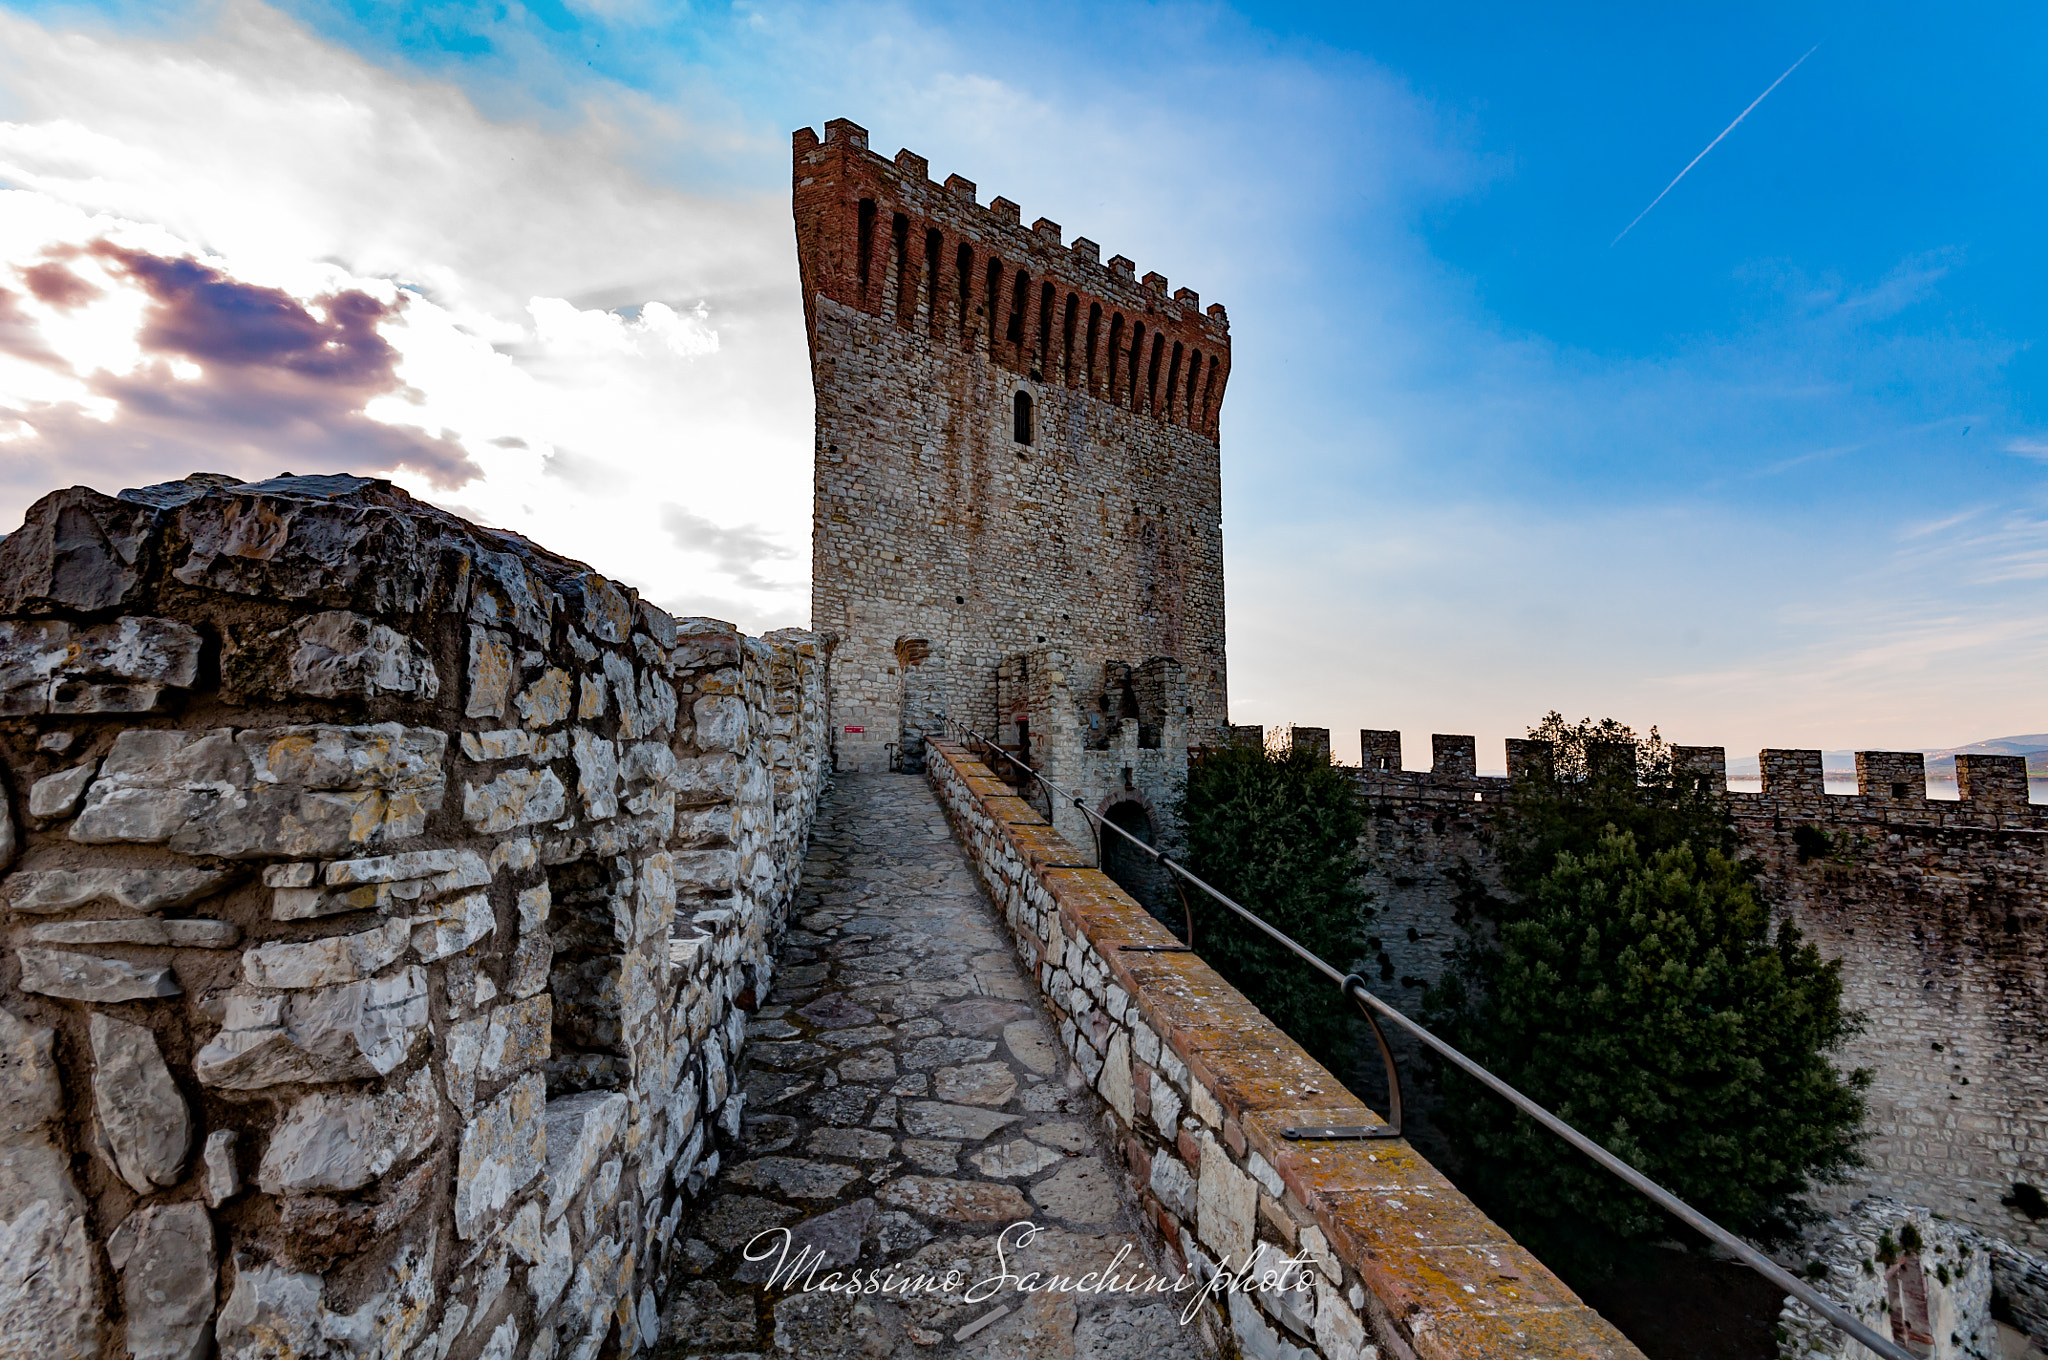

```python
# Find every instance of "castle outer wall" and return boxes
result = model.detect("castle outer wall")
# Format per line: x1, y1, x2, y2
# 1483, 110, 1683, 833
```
796, 119, 1230, 771
1329, 729, 2048, 1257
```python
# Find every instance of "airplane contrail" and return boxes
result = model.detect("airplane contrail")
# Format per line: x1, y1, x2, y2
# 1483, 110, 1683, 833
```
1611, 44, 1821, 247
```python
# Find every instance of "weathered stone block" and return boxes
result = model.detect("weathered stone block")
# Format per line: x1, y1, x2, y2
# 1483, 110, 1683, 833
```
88, 1012, 191, 1193
108, 1202, 218, 1360
454, 1072, 547, 1238
71, 724, 446, 857
0, 866, 235, 914
195, 968, 428, 1089
0, 615, 203, 715
258, 1067, 438, 1194
543, 1090, 628, 1223
27, 762, 97, 820
243, 918, 410, 989
467, 626, 513, 718
464, 768, 567, 833
0, 485, 160, 615
26, 918, 238, 948
18, 949, 181, 1002
517, 668, 571, 728
571, 730, 618, 819
409, 890, 494, 961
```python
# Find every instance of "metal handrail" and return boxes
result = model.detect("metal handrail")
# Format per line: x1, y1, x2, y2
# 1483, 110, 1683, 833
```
934, 716, 1911, 1360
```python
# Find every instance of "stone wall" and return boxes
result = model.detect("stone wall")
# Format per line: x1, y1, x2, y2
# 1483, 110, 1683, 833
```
925, 739, 1644, 1360
1332, 727, 2048, 1259
0, 474, 829, 1360
797, 117, 1231, 773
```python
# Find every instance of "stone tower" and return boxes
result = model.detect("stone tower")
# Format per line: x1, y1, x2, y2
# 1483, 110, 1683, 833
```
795, 118, 1232, 772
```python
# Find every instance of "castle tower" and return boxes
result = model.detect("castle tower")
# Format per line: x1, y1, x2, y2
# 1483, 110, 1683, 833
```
795, 118, 1231, 772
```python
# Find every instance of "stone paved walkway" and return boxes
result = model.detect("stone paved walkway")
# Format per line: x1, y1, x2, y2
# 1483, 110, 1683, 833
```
656, 774, 1221, 1359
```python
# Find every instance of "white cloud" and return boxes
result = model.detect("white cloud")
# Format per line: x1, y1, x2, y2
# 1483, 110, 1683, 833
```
0, 1, 810, 631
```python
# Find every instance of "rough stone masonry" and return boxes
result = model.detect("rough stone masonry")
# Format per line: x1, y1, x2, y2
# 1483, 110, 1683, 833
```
796, 118, 1231, 774
0, 473, 829, 1360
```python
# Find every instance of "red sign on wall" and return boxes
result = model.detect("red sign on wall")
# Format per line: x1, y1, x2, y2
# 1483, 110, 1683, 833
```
844, 726, 865, 733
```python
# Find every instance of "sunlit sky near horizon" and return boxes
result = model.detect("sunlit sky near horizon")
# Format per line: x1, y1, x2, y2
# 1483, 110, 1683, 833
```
1, 0, 2043, 767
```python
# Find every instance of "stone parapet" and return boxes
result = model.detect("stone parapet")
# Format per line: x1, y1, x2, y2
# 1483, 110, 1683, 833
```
924, 739, 1643, 1360
0, 473, 830, 1360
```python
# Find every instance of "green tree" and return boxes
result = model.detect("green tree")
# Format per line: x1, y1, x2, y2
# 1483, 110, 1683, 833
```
1174, 741, 1369, 1066
1425, 714, 1868, 1275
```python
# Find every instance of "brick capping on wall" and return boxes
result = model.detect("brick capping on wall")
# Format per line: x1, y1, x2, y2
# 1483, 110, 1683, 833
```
925, 739, 1646, 1360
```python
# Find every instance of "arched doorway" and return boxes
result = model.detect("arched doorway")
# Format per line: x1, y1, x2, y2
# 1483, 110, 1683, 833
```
1098, 796, 1178, 933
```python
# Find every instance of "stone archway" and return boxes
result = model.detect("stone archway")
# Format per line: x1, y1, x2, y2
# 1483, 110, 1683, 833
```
1096, 791, 1178, 932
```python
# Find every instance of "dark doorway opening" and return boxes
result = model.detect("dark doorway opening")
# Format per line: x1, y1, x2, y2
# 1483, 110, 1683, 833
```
1100, 800, 1176, 931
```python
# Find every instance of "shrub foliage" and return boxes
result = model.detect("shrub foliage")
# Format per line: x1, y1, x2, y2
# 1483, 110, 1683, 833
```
1424, 713, 1869, 1273
1173, 741, 1369, 1066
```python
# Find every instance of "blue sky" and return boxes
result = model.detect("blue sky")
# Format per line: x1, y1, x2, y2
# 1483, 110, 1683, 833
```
1, 0, 2041, 764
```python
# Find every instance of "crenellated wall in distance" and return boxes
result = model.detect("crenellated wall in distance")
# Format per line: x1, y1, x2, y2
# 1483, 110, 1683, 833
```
0, 473, 829, 1360
797, 117, 1230, 774
1313, 725, 2048, 1263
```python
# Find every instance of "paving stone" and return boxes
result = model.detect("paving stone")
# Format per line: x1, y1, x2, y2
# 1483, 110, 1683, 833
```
659, 1281, 757, 1347
1002, 1021, 1061, 1076
901, 1139, 960, 1174
902, 1037, 997, 1068
932, 1062, 1018, 1108
675, 775, 1215, 1360
935, 998, 1035, 1035
796, 994, 876, 1028
805, 1086, 874, 1124
837, 1049, 897, 1081
697, 1195, 800, 1251
1030, 1159, 1123, 1226
969, 1139, 1064, 1179
723, 1156, 862, 1199
734, 1198, 877, 1284
876, 1174, 1033, 1224
900, 1101, 1022, 1142
752, 1040, 831, 1069
1024, 1120, 1093, 1154
805, 1128, 894, 1161
818, 1024, 897, 1049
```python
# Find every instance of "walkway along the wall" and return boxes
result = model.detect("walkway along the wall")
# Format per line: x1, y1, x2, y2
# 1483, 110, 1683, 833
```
0, 473, 829, 1360
924, 738, 1645, 1360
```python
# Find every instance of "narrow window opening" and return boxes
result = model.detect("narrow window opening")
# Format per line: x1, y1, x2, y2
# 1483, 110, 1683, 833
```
956, 244, 975, 339
983, 259, 1003, 356
1106, 313, 1124, 399
1061, 293, 1079, 386
856, 199, 877, 303
1086, 303, 1103, 394
1127, 322, 1146, 408
1163, 341, 1184, 422
1035, 280, 1055, 374
1013, 390, 1033, 444
1185, 351, 1203, 424
891, 212, 912, 326
1145, 332, 1165, 412
1199, 362, 1220, 434
924, 229, 943, 333
1007, 270, 1030, 348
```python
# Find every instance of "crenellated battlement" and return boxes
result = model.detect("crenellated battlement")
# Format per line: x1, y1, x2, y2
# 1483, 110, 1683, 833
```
793, 118, 1231, 440
1325, 726, 2045, 816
